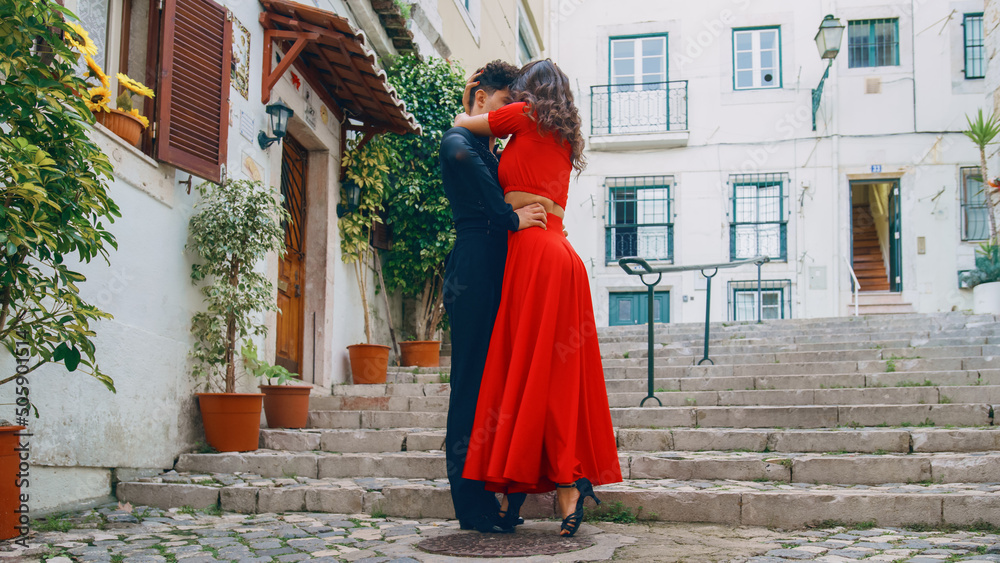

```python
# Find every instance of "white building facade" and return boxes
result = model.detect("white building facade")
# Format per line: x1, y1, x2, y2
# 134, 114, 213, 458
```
549, 0, 990, 327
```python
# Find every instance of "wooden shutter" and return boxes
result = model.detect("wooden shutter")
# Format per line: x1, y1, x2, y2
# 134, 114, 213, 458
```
155, 0, 232, 181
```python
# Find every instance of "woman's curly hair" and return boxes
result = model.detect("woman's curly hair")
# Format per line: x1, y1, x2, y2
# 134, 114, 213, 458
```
511, 59, 587, 173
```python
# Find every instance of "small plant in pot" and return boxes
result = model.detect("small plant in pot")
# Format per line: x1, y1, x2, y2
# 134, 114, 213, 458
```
242, 341, 311, 429
188, 177, 289, 451
339, 135, 395, 384
962, 240, 1000, 314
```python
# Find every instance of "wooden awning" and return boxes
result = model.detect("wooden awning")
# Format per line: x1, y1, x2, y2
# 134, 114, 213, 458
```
259, 0, 421, 136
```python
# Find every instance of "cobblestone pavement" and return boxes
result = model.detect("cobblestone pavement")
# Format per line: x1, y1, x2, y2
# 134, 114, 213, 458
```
3, 503, 1000, 562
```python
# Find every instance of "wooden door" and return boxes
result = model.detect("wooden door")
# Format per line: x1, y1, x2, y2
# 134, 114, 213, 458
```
275, 135, 307, 376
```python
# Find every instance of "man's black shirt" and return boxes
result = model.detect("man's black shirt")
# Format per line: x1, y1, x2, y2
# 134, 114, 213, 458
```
440, 127, 519, 233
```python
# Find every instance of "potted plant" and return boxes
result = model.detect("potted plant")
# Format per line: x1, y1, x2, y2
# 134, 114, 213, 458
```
188, 177, 288, 451
67, 22, 154, 147
242, 341, 311, 429
963, 240, 1000, 314
382, 55, 467, 367
1, 2, 122, 540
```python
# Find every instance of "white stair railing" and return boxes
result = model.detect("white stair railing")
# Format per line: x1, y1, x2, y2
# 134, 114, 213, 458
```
844, 256, 860, 317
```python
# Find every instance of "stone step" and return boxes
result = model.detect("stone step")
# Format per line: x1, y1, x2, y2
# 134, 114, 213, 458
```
607, 368, 1000, 393
313, 385, 1000, 412
172, 449, 1000, 485
115, 473, 1000, 529
610, 403, 993, 429
601, 327, 1000, 347
596, 315, 997, 338
261, 426, 1000, 455
636, 344, 998, 363
380, 362, 1000, 388
307, 403, 994, 430
600, 335, 1000, 358
344, 369, 1000, 395
374, 368, 1000, 392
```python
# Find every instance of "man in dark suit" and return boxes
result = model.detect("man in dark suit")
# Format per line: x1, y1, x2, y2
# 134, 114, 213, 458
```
439, 61, 547, 533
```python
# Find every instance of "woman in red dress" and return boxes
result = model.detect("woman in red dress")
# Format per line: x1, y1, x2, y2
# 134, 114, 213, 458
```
453, 59, 623, 537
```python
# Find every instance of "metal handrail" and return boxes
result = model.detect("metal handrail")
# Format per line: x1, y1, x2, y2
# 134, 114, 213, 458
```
844, 256, 860, 317
618, 256, 770, 407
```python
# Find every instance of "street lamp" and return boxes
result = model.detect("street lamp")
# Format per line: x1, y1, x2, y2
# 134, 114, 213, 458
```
258, 100, 295, 149
811, 15, 845, 131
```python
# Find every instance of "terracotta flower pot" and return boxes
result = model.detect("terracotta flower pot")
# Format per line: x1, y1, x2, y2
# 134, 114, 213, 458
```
196, 393, 263, 452
95, 108, 143, 147
259, 385, 311, 429
0, 426, 26, 541
347, 344, 389, 384
399, 340, 441, 367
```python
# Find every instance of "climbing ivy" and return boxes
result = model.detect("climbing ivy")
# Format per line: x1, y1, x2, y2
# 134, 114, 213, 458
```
381, 55, 466, 341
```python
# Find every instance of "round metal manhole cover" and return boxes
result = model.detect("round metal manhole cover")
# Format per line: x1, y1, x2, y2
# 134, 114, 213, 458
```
416, 530, 596, 557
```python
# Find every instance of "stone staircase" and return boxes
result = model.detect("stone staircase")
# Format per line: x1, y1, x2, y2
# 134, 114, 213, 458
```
118, 312, 1000, 529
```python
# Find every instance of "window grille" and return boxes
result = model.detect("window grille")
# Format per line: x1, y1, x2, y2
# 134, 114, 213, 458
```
848, 19, 899, 68
964, 13, 985, 79
605, 176, 674, 263
728, 279, 792, 322
962, 167, 989, 241
728, 173, 788, 261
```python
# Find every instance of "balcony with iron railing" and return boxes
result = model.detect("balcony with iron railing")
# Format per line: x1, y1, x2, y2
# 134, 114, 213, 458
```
589, 80, 689, 151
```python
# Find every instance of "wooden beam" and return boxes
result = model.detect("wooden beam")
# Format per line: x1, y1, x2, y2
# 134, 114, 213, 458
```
261, 29, 318, 104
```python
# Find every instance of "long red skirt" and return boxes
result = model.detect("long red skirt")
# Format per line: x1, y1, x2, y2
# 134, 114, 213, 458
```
462, 213, 623, 494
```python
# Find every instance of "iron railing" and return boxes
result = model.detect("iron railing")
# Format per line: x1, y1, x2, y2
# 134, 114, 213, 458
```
619, 256, 769, 407
591, 80, 688, 135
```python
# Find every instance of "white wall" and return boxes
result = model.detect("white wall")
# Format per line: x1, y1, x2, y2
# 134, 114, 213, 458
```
551, 0, 987, 326
0, 0, 402, 514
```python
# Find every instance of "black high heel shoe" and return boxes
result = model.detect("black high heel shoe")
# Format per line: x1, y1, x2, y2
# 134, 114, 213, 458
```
498, 492, 527, 529
557, 478, 600, 538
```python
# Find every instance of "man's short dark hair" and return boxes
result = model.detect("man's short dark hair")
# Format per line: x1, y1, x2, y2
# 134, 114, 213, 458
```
469, 60, 519, 101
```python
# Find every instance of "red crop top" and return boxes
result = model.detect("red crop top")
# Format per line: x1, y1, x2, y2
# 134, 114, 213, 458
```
488, 102, 572, 210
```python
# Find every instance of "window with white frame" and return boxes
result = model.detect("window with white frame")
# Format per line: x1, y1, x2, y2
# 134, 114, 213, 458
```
733, 27, 780, 89
611, 35, 667, 89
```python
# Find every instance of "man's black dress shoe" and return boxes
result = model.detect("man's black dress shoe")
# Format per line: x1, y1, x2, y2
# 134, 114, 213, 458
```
465, 512, 513, 533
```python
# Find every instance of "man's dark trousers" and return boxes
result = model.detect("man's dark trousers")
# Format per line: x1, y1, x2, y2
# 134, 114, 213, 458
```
443, 227, 507, 525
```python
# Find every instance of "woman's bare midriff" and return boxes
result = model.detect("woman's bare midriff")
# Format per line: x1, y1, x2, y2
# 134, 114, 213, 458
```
505, 191, 565, 218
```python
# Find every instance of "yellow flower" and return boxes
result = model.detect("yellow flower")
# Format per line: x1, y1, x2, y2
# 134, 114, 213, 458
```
84, 55, 110, 88
66, 22, 98, 56
117, 73, 154, 98
129, 108, 150, 129
85, 86, 111, 113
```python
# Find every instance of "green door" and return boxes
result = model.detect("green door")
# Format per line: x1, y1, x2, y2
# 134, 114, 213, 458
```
610, 292, 669, 326
889, 181, 903, 292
